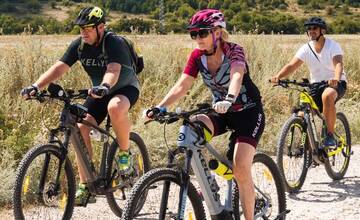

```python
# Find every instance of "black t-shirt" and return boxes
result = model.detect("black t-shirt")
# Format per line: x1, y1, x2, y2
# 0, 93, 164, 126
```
60, 31, 140, 92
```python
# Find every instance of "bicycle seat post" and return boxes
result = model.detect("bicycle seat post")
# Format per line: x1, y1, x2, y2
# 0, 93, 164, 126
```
105, 115, 111, 132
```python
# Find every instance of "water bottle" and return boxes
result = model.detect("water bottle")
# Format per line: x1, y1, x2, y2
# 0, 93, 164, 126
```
89, 129, 108, 142
208, 159, 233, 180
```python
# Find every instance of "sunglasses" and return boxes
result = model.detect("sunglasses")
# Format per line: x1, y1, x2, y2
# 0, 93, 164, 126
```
80, 25, 96, 32
307, 26, 319, 31
190, 29, 211, 40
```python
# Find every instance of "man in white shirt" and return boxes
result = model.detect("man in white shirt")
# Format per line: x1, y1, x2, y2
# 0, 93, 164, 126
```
271, 17, 347, 147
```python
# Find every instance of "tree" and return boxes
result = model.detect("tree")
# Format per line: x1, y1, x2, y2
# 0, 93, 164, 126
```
26, 0, 41, 12
208, 0, 222, 9
176, 3, 195, 19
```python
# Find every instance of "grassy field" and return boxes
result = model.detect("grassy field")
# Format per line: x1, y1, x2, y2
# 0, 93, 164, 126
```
0, 34, 359, 206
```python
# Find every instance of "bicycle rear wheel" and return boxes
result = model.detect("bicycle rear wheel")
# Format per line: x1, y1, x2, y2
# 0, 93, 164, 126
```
122, 168, 206, 220
277, 116, 310, 193
324, 112, 351, 180
232, 153, 287, 220
13, 144, 75, 220
105, 132, 151, 217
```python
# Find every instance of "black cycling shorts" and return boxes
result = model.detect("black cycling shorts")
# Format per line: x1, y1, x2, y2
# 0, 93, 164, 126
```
207, 104, 265, 159
309, 80, 347, 112
83, 85, 139, 124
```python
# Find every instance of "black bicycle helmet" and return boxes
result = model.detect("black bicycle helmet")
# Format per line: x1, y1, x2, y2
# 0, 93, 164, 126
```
304, 17, 327, 30
75, 6, 105, 27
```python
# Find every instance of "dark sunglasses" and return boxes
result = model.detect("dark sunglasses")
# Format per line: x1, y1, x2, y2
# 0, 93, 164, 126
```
307, 26, 319, 31
190, 29, 211, 40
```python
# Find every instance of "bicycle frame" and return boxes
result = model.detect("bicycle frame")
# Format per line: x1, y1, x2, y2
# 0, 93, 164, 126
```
165, 121, 232, 219
164, 120, 271, 220
42, 100, 117, 195
290, 87, 347, 161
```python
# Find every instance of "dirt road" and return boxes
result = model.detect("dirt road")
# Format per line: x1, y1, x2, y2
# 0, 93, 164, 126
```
2, 145, 359, 220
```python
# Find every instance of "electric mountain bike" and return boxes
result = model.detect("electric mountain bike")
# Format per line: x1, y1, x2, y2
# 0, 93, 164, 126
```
122, 103, 288, 220
274, 79, 351, 193
13, 83, 151, 219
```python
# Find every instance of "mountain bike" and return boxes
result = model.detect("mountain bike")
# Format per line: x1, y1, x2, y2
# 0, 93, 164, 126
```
122, 103, 288, 220
13, 83, 151, 219
273, 79, 352, 193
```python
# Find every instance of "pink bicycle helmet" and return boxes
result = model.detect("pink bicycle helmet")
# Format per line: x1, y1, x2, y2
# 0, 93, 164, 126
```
187, 9, 226, 30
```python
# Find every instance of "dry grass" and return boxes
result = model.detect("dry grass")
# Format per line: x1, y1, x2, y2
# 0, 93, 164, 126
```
0, 34, 359, 206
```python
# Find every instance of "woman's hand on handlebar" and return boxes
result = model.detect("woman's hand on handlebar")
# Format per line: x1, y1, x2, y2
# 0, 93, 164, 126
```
212, 100, 232, 114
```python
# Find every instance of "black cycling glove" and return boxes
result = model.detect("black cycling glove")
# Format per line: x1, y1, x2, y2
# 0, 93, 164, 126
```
90, 83, 110, 98
21, 84, 39, 97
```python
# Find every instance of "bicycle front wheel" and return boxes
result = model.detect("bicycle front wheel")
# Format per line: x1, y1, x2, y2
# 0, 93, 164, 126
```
277, 116, 310, 193
105, 132, 151, 217
122, 168, 206, 220
232, 153, 287, 220
324, 112, 351, 180
13, 144, 76, 220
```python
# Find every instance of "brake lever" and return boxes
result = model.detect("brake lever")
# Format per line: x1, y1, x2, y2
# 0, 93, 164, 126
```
144, 120, 154, 125
167, 117, 179, 124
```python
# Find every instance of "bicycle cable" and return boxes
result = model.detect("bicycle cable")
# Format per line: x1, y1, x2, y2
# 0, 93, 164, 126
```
163, 123, 177, 161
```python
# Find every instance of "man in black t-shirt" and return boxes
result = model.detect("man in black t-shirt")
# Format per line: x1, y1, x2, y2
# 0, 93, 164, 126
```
21, 6, 140, 205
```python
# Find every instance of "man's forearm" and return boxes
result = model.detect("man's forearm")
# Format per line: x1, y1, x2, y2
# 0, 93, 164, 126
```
334, 63, 343, 81
102, 72, 119, 88
35, 61, 68, 89
277, 64, 294, 79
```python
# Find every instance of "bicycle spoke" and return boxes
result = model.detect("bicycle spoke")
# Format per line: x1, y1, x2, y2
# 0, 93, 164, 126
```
15, 148, 72, 220
252, 160, 284, 220
282, 123, 306, 187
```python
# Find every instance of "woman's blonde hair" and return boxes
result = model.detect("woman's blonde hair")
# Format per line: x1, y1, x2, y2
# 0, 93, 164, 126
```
214, 27, 229, 42
220, 28, 229, 42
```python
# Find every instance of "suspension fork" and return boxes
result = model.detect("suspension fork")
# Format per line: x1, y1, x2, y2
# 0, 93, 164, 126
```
158, 148, 186, 219
38, 152, 51, 201
177, 149, 193, 220
38, 129, 69, 200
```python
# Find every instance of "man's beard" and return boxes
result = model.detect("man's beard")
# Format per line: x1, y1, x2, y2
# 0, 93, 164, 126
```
310, 34, 322, 41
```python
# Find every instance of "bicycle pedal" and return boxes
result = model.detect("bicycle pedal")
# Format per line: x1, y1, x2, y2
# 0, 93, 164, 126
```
274, 209, 291, 220
311, 161, 319, 168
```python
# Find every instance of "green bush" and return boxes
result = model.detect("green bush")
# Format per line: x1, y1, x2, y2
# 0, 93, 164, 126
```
50, 0, 57, 9
297, 0, 310, 5
26, 0, 41, 12
109, 18, 156, 34
331, 17, 360, 33
176, 3, 195, 19
0, 2, 17, 12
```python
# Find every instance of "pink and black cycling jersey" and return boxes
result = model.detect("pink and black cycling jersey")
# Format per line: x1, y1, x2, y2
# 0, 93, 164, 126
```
183, 41, 261, 106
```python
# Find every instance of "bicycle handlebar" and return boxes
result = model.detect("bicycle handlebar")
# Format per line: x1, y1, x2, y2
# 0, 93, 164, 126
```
147, 102, 257, 125
29, 83, 88, 103
146, 103, 213, 125
269, 78, 328, 89
278, 79, 311, 88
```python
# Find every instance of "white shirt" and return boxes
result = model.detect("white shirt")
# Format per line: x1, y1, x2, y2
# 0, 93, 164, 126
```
295, 38, 347, 83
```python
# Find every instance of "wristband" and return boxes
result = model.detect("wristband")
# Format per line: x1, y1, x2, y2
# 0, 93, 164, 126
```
31, 83, 39, 92
225, 94, 236, 103
100, 83, 111, 89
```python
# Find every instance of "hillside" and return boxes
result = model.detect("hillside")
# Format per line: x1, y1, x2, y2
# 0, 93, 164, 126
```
0, 0, 359, 34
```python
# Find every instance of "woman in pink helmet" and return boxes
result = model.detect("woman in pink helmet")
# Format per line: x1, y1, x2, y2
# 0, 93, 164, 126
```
147, 9, 264, 219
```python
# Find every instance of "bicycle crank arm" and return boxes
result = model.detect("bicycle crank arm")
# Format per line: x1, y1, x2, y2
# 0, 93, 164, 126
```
273, 209, 291, 220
